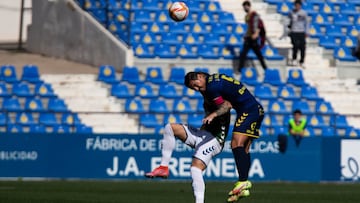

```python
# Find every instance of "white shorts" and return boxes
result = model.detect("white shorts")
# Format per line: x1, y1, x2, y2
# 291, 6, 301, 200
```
182, 125, 223, 166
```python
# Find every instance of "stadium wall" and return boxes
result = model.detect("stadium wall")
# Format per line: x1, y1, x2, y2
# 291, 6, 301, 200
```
1, 134, 359, 182
27, 0, 132, 71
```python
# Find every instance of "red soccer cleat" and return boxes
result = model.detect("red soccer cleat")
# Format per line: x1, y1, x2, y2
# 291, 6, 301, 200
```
145, 166, 169, 179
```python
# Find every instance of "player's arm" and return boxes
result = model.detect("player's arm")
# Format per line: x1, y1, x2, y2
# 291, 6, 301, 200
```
202, 98, 232, 124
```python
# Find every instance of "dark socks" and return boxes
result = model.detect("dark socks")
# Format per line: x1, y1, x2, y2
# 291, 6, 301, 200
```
232, 146, 250, 181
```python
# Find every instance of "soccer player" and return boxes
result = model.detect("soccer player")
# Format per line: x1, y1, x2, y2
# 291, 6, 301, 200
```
184, 72, 265, 202
145, 101, 231, 203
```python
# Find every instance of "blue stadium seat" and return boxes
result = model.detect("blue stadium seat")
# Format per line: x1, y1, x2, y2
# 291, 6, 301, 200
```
7, 124, 23, 133
204, 33, 221, 45
315, 100, 334, 115
198, 12, 214, 24
182, 33, 200, 45
346, 127, 360, 138
0, 113, 7, 126
16, 112, 35, 126
154, 44, 176, 58
169, 67, 186, 84
300, 86, 322, 101
330, 115, 349, 128
0, 65, 18, 83
48, 98, 68, 112
326, 25, 343, 37
218, 12, 235, 23
319, 2, 336, 15
225, 33, 243, 46
287, 69, 307, 86
254, 85, 276, 100
210, 22, 229, 34
304, 126, 315, 137
308, 114, 327, 128
53, 125, 71, 134
146, 67, 165, 84
140, 113, 160, 128
74, 124, 93, 134
182, 87, 202, 99
188, 113, 204, 128
121, 66, 141, 84
39, 113, 59, 126
24, 97, 45, 112
142, 0, 159, 10
198, 44, 219, 59
187, 0, 201, 12
2, 98, 22, 112
97, 65, 118, 84
30, 124, 46, 133
61, 113, 81, 126
88, 8, 106, 23
341, 36, 357, 48
12, 82, 33, 97
164, 113, 182, 124
334, 47, 357, 61
111, 83, 132, 98
355, 15, 360, 25
155, 11, 172, 23
308, 24, 324, 38
161, 33, 178, 45
176, 44, 197, 58
276, 2, 292, 15
133, 43, 154, 58
194, 67, 209, 73
82, 0, 105, 9
240, 68, 260, 86
0, 82, 10, 97
263, 114, 281, 128
333, 14, 352, 26
219, 45, 236, 59
125, 99, 146, 113
21, 65, 42, 83
312, 13, 331, 26
268, 100, 288, 114
292, 101, 312, 114
233, 23, 247, 36
35, 83, 56, 97
134, 10, 152, 22
263, 69, 284, 86
218, 68, 234, 77
168, 22, 187, 34
321, 126, 335, 136
139, 32, 157, 45
196, 99, 205, 113
302, 2, 316, 15
173, 99, 194, 113
277, 85, 298, 100
273, 126, 287, 136
159, 84, 180, 98
262, 46, 284, 60
346, 25, 360, 38
149, 99, 169, 113
134, 83, 157, 98
205, 1, 221, 12
319, 35, 338, 49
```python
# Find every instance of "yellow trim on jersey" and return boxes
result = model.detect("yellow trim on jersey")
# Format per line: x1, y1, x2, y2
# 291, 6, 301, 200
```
232, 132, 260, 138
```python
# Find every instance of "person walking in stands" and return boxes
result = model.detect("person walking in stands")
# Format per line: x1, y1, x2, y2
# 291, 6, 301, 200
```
288, 109, 307, 147
288, 0, 309, 68
238, 0, 268, 72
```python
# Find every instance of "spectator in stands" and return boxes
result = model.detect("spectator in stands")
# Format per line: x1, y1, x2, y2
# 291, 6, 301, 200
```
352, 33, 360, 60
288, 109, 307, 147
145, 101, 231, 203
238, 0, 268, 72
288, 0, 309, 68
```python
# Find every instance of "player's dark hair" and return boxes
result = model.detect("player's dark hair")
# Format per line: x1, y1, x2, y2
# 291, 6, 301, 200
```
294, 0, 302, 5
242, 0, 251, 7
184, 71, 209, 88
293, 109, 302, 114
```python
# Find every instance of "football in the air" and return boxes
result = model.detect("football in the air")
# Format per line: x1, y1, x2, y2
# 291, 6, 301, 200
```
168, 1, 189, 22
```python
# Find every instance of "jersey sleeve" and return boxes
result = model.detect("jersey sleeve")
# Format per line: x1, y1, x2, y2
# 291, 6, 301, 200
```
205, 81, 224, 106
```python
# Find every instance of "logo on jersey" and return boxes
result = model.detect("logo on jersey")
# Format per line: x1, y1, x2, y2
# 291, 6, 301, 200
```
202, 146, 216, 155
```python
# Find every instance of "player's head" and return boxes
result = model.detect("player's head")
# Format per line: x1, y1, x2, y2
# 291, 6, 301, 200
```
242, 0, 251, 13
293, 109, 302, 121
184, 71, 209, 91
294, 0, 302, 11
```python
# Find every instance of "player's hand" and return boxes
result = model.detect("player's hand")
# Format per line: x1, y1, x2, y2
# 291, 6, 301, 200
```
202, 113, 217, 124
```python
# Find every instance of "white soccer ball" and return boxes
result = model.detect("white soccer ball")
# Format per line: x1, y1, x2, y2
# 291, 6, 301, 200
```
168, 2, 189, 22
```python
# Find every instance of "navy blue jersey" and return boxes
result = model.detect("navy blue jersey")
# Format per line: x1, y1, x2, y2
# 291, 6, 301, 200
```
204, 73, 260, 112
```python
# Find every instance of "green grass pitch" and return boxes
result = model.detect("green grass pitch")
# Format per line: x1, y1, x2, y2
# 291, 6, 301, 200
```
0, 180, 359, 203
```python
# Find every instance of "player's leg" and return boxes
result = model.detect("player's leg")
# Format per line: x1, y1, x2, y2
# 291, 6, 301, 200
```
192, 135, 222, 203
227, 106, 264, 201
145, 123, 187, 178
238, 38, 252, 72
